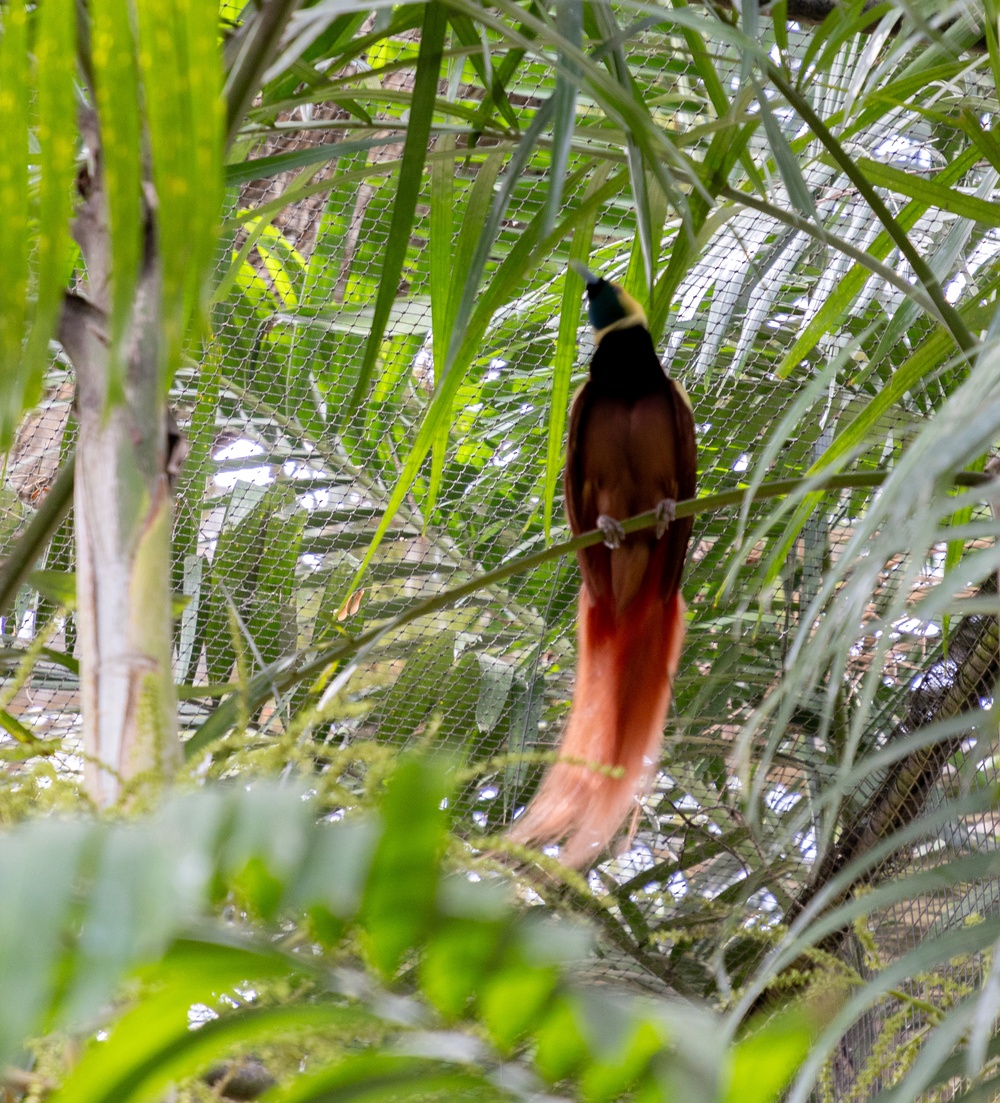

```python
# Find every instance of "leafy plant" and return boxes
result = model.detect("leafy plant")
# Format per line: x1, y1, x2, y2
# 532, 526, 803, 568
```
2, 757, 827, 1103
4, 0, 1000, 1100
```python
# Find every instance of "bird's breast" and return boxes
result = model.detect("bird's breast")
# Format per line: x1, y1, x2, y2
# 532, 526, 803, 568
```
577, 390, 683, 522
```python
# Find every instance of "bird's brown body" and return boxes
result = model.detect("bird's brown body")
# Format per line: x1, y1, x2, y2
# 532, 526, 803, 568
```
568, 324, 695, 612
510, 284, 696, 867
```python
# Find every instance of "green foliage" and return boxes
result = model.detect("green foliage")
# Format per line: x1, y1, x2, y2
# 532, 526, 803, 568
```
0, 0, 222, 440
0, 757, 826, 1102
0, 0, 33, 445
6, 0, 1000, 1099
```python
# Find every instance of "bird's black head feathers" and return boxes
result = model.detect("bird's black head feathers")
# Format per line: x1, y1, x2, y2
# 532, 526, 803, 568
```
569, 260, 647, 339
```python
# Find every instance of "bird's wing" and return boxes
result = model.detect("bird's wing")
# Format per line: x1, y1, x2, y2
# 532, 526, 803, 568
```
564, 380, 588, 538
658, 378, 697, 599
565, 380, 611, 603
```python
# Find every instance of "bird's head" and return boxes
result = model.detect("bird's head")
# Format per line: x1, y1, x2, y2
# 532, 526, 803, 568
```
569, 261, 647, 343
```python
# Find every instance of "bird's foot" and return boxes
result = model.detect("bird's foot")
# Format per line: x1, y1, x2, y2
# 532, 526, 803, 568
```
596, 514, 626, 549
654, 498, 677, 539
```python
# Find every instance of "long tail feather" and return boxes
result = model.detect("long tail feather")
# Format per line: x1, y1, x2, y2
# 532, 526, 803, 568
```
509, 584, 686, 868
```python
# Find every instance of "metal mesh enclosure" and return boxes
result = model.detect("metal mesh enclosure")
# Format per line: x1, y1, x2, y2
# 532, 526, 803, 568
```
3, 10, 1000, 1098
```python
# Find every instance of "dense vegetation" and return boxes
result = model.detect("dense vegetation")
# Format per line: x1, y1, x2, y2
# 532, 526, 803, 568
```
3, 0, 1000, 1099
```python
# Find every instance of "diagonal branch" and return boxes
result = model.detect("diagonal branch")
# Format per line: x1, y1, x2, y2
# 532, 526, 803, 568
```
184, 467, 993, 756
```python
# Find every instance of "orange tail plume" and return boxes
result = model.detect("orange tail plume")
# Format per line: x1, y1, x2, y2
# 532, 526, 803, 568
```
509, 583, 686, 868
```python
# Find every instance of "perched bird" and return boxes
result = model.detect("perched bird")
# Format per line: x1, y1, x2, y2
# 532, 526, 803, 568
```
510, 264, 697, 867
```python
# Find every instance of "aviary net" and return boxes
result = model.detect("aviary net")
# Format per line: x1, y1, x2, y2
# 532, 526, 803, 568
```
2, 12, 999, 1099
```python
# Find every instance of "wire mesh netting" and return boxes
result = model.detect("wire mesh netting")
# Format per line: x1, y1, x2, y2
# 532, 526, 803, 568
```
3, 11, 1000, 1098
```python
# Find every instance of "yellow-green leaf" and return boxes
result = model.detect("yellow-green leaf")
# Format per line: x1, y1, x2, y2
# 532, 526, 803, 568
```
0, 0, 30, 447
25, 0, 76, 414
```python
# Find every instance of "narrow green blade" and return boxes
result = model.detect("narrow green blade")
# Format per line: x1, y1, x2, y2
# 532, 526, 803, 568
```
0, 0, 30, 447
136, 0, 223, 389
345, 0, 447, 420
541, 0, 582, 239
24, 0, 77, 414
543, 164, 610, 539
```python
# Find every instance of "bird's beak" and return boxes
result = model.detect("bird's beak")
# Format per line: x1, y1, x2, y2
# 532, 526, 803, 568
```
569, 259, 599, 285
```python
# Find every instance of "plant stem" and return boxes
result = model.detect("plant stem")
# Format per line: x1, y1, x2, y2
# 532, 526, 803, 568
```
0, 454, 75, 617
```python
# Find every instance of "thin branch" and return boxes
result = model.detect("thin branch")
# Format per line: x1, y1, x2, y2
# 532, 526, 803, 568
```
185, 466, 993, 756
2, 1065, 54, 1098
0, 457, 75, 617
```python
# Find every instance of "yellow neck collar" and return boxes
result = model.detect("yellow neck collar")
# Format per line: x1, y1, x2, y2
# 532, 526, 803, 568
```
594, 309, 648, 345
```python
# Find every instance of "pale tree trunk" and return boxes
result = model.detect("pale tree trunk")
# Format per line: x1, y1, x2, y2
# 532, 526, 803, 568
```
58, 117, 181, 806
